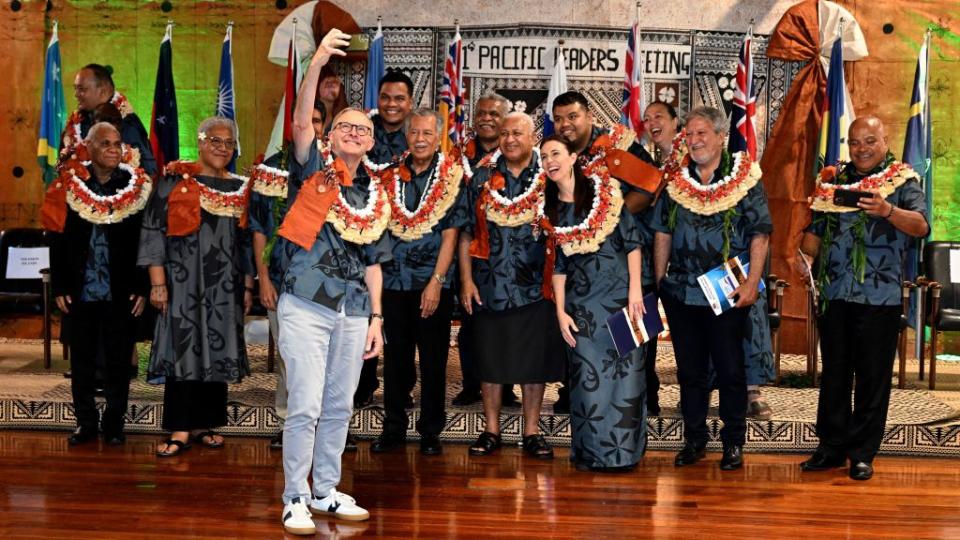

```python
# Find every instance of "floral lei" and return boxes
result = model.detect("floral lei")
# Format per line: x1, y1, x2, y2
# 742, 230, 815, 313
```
537, 162, 624, 256
810, 154, 915, 213
165, 161, 251, 219
475, 148, 545, 227
57, 159, 152, 225
362, 109, 401, 172
666, 150, 761, 216
319, 145, 391, 245
251, 163, 289, 198
61, 92, 135, 154
661, 129, 688, 174
383, 152, 463, 242
580, 124, 637, 167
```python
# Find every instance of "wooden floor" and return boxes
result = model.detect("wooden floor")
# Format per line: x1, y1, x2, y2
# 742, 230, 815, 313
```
2, 431, 960, 539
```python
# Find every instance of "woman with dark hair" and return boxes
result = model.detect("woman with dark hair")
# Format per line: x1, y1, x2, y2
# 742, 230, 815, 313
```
317, 65, 347, 134
643, 101, 682, 166
541, 135, 647, 472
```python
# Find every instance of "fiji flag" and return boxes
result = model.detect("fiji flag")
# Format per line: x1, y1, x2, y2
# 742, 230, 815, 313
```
37, 21, 65, 185
728, 27, 757, 159
363, 21, 384, 111
150, 22, 179, 173
817, 36, 850, 170
216, 23, 239, 171
543, 46, 568, 137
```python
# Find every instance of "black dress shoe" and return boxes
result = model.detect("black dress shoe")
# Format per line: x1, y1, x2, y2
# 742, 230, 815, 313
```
269, 431, 283, 449
67, 427, 99, 446
522, 434, 554, 460
719, 445, 744, 470
370, 435, 405, 453
800, 448, 846, 471
849, 461, 874, 481
420, 435, 442, 456
103, 433, 126, 446
452, 389, 482, 407
674, 442, 706, 467
469, 431, 501, 456
344, 433, 358, 452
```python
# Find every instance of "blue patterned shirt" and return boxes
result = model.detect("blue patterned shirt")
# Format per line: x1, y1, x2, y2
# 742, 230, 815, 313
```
79, 175, 117, 302
465, 154, 546, 312
248, 154, 288, 289
650, 160, 773, 306
369, 114, 408, 166
807, 164, 928, 306
382, 153, 468, 291
276, 141, 393, 317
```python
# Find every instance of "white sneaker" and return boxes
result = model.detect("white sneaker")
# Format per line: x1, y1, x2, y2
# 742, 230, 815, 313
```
282, 497, 316, 535
310, 489, 370, 521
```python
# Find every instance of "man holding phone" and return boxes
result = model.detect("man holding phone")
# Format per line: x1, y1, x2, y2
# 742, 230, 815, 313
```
798, 116, 929, 481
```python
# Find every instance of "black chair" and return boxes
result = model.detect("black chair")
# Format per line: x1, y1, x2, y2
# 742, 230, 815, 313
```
918, 241, 960, 390
0, 228, 54, 369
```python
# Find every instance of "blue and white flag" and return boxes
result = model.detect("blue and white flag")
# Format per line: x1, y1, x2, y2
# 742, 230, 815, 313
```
216, 23, 239, 171
363, 21, 384, 111
543, 46, 568, 136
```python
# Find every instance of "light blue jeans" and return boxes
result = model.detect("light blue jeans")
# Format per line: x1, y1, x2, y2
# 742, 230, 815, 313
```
278, 293, 368, 503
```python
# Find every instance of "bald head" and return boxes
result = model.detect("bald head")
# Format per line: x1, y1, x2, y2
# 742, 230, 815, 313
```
848, 115, 889, 174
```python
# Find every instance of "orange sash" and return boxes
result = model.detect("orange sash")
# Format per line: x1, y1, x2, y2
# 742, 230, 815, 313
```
167, 179, 202, 237
277, 158, 353, 251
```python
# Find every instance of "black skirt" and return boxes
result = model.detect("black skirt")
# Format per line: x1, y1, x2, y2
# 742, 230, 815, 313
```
471, 299, 566, 384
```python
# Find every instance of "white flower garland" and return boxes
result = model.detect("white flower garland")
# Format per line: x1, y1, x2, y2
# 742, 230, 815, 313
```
320, 146, 391, 243
65, 162, 152, 225
483, 148, 544, 207
537, 167, 624, 256
393, 155, 444, 220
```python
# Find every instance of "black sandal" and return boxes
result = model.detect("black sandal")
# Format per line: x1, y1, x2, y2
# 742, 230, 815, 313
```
522, 434, 554, 460
156, 438, 191, 458
192, 430, 225, 448
469, 431, 502, 456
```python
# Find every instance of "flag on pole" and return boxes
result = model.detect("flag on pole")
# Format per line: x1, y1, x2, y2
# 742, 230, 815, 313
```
439, 24, 464, 152
215, 22, 239, 171
903, 30, 932, 341
37, 21, 65, 185
264, 18, 302, 163
728, 27, 757, 160
542, 45, 568, 137
621, 19, 645, 136
150, 22, 179, 173
816, 36, 851, 170
363, 20, 385, 111
903, 31, 932, 236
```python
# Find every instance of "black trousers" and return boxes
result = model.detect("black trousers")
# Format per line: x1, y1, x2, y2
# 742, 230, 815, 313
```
457, 313, 480, 394
816, 300, 900, 463
162, 380, 228, 432
663, 295, 748, 447
382, 288, 453, 438
68, 300, 137, 435
643, 285, 661, 410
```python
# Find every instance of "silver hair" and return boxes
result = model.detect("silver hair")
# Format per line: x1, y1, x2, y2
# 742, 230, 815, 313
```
84, 122, 120, 145
502, 111, 535, 134
197, 116, 238, 140
685, 106, 729, 135
331, 107, 373, 129
403, 108, 443, 136
475, 92, 511, 116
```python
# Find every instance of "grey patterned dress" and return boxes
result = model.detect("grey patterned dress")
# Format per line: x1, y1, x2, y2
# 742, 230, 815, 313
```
555, 204, 647, 469
138, 174, 252, 384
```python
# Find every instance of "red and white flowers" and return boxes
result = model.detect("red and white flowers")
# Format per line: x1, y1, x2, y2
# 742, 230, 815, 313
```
383, 153, 463, 242
666, 151, 761, 215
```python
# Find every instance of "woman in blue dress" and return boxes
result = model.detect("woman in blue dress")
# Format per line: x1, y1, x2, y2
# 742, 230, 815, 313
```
542, 135, 647, 472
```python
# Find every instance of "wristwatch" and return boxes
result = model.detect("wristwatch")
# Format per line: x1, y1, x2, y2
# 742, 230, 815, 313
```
433, 273, 447, 285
